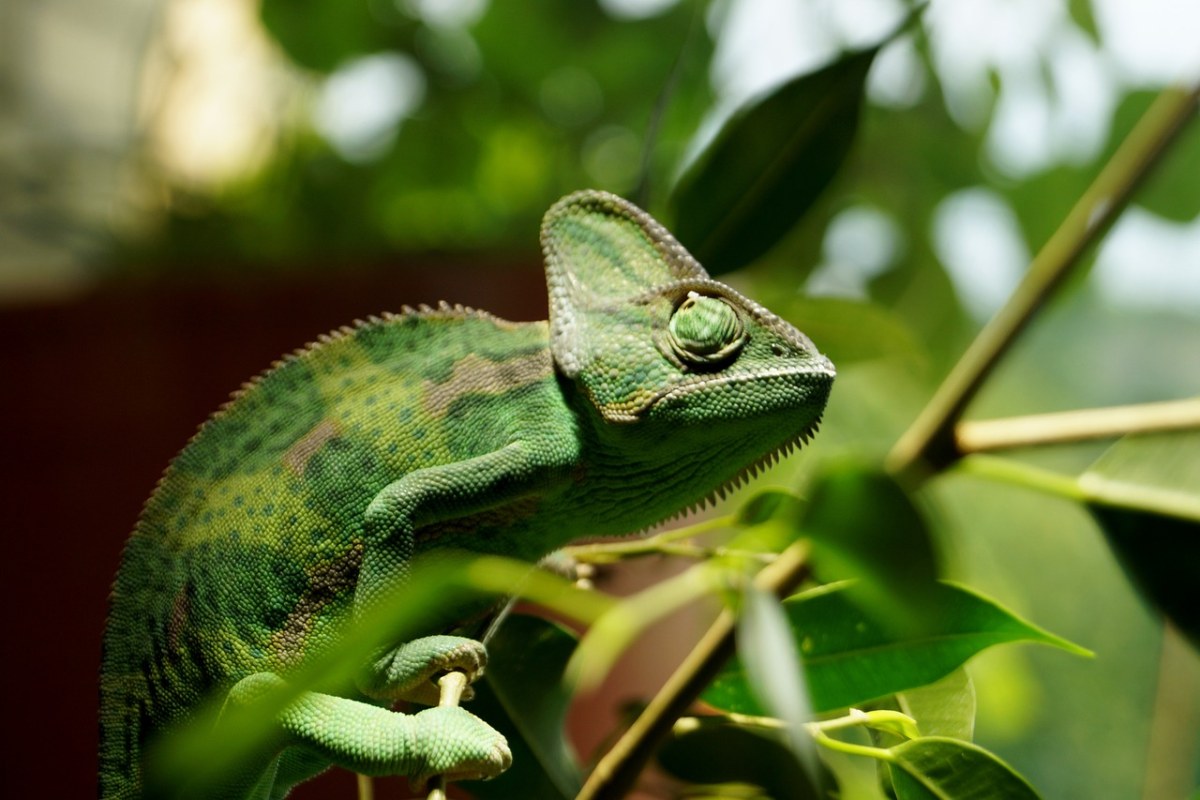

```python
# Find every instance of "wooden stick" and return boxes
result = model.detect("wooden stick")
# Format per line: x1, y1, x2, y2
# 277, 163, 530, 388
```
426, 671, 470, 800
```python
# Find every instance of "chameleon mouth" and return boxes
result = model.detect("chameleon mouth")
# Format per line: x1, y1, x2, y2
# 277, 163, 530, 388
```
645, 362, 836, 411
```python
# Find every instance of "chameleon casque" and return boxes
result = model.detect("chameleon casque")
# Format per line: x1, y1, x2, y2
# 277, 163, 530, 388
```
99, 190, 835, 798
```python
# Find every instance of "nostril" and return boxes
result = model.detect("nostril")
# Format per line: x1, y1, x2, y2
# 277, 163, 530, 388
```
770, 343, 787, 357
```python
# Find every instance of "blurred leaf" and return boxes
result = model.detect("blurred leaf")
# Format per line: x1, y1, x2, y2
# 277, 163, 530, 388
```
782, 297, 927, 367
887, 737, 1041, 799
737, 584, 821, 787
1067, 0, 1100, 39
895, 669, 976, 742
471, 614, 581, 799
852, 88, 977, 361
801, 462, 942, 631
735, 488, 806, 527
658, 723, 827, 800
703, 581, 1088, 715
1003, 89, 1199, 257
260, 0, 413, 73
1107, 91, 1200, 222
669, 47, 879, 274
146, 0, 717, 269
1080, 429, 1200, 645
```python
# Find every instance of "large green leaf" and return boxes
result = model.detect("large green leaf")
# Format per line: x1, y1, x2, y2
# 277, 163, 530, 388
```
800, 462, 942, 632
887, 737, 1041, 800
668, 46, 879, 274
470, 614, 581, 799
703, 582, 1088, 714
658, 723, 827, 800
894, 669, 975, 742
1080, 428, 1200, 644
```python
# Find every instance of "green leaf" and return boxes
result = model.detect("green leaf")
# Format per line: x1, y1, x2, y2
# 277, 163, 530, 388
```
801, 462, 942, 632
735, 488, 806, 527
895, 669, 976, 742
260, 0, 413, 73
1067, 0, 1100, 39
887, 737, 1041, 799
658, 723, 828, 800
471, 614, 581, 799
1106, 92, 1200, 222
1080, 429, 1200, 645
779, 297, 927, 367
704, 582, 1088, 715
668, 46, 879, 274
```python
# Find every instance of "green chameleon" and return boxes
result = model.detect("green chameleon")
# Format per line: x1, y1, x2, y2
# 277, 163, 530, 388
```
99, 190, 835, 798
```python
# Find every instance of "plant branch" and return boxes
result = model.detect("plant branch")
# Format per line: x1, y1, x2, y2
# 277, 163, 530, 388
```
426, 671, 469, 800
575, 540, 812, 800
886, 81, 1199, 483
955, 455, 1087, 503
955, 398, 1200, 454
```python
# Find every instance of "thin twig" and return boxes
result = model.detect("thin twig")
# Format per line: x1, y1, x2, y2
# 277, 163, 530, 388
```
426, 672, 470, 800
886, 81, 1199, 482
955, 398, 1200, 454
576, 540, 812, 800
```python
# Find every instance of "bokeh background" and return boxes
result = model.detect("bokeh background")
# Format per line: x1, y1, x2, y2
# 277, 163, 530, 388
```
1, 0, 1197, 797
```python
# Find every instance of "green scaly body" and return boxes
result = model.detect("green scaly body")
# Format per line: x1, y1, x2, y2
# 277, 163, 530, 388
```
100, 191, 835, 798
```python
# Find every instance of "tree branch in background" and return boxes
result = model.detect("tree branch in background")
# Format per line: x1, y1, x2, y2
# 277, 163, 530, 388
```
955, 398, 1200, 455
887, 81, 1200, 483
576, 541, 812, 800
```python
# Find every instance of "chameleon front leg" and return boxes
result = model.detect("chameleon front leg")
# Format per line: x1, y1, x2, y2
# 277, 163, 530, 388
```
354, 441, 569, 703
314, 441, 571, 786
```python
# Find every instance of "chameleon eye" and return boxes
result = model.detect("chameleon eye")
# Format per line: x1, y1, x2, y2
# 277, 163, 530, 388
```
667, 292, 746, 367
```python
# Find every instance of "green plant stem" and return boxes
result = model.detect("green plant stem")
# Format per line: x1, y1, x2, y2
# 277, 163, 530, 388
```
568, 562, 724, 690
955, 398, 1200, 454
887, 81, 1199, 483
576, 540, 812, 800
955, 455, 1086, 503
564, 515, 736, 563
811, 728, 893, 761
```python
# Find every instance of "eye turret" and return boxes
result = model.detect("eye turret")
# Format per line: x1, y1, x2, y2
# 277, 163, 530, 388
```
667, 292, 747, 368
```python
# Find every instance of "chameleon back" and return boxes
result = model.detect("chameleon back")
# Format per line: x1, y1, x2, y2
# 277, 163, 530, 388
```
99, 308, 565, 796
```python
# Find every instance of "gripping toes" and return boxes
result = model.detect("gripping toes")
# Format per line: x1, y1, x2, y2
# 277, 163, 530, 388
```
369, 635, 489, 704
410, 706, 512, 788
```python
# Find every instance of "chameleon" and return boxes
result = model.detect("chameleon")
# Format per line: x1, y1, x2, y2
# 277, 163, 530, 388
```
99, 190, 835, 798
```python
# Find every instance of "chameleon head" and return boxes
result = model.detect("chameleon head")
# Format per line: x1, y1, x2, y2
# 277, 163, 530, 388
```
542, 190, 835, 475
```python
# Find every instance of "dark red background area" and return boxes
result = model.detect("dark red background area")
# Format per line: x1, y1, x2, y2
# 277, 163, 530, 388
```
0, 262, 552, 798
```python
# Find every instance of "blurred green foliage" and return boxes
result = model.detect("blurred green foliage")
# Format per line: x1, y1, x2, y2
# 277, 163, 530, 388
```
141, 0, 714, 267
123, 1, 1198, 798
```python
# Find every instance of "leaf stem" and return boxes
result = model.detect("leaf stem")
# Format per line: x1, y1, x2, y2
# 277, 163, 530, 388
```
886, 81, 1199, 482
563, 515, 737, 563
955, 398, 1200, 454
954, 455, 1087, 503
576, 540, 813, 800
810, 729, 893, 761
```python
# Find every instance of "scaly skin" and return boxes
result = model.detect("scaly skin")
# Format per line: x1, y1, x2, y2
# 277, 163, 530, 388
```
99, 190, 835, 798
